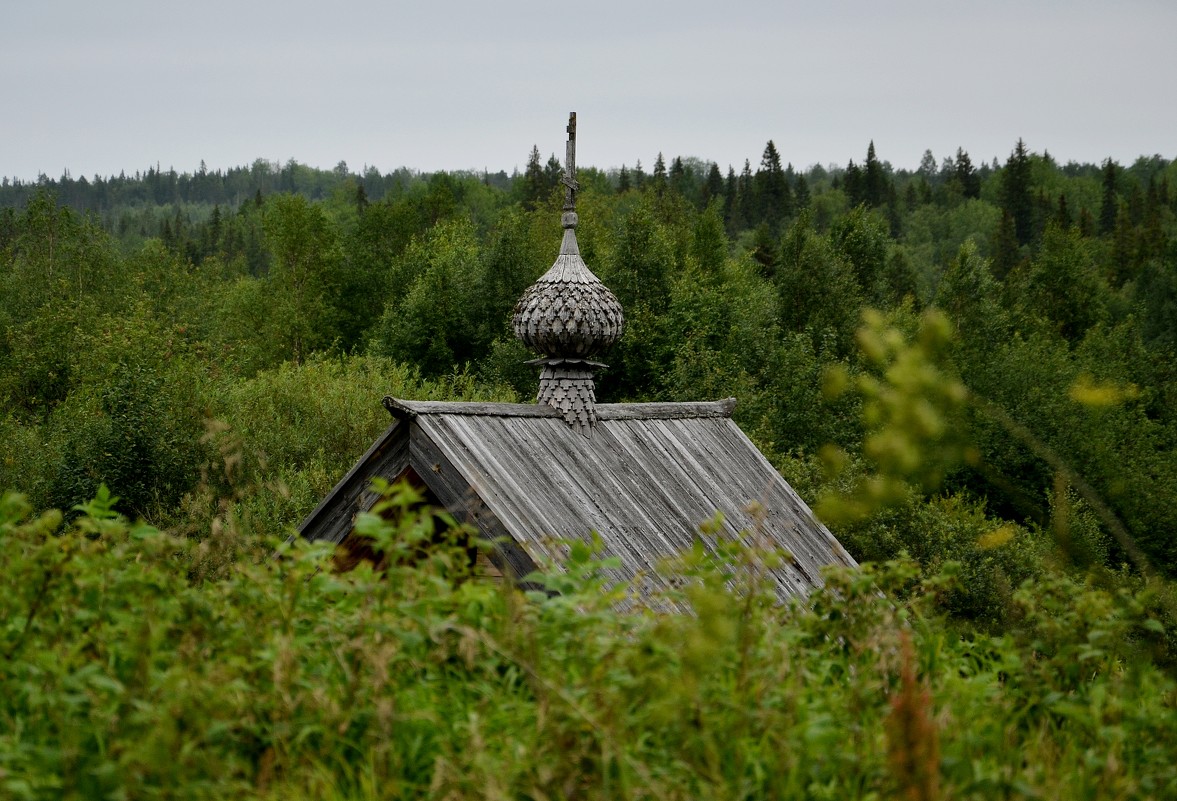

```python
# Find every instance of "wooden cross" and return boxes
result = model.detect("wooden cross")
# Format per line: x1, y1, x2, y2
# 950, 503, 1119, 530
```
562, 112, 579, 211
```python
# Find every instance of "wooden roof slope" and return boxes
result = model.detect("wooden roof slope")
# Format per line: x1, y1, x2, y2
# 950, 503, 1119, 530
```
298, 396, 857, 600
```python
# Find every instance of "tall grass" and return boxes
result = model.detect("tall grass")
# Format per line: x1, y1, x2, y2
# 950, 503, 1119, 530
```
2, 483, 1174, 800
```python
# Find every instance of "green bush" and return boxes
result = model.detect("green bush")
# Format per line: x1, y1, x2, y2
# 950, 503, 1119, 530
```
1, 485, 1174, 800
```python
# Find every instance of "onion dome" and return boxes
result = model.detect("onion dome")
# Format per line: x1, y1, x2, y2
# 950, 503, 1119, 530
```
512, 113, 625, 433
512, 216, 624, 359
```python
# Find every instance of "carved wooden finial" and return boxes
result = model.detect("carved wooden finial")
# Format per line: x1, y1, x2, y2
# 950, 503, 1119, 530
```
512, 113, 625, 433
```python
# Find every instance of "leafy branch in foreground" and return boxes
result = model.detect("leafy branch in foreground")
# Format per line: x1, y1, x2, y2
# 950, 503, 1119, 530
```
1, 483, 1174, 799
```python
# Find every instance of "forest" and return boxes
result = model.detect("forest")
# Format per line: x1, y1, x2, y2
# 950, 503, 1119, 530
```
2, 139, 1177, 799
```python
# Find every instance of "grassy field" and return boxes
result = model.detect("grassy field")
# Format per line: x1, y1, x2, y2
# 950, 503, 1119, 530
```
2, 482, 1175, 800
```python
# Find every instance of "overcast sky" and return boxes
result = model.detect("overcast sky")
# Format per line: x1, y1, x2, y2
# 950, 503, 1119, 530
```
4, 0, 1175, 182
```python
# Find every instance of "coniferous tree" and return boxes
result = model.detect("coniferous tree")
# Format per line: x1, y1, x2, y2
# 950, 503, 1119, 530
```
669, 156, 687, 197
755, 140, 791, 229
1034, 189, 1055, 242
1127, 182, 1145, 227
794, 174, 811, 211
917, 149, 937, 183
544, 154, 563, 191
955, 148, 981, 199
702, 162, 723, 207
1140, 176, 1168, 261
522, 146, 546, 210
652, 153, 667, 195
885, 182, 902, 237
1001, 138, 1034, 246
1098, 159, 1121, 236
735, 160, 754, 231
863, 141, 888, 208
844, 159, 864, 207
617, 165, 631, 193
1111, 205, 1138, 285
904, 183, 919, 211
992, 210, 1020, 279
1077, 207, 1096, 238
1054, 193, 1071, 229
723, 166, 737, 229
750, 222, 777, 279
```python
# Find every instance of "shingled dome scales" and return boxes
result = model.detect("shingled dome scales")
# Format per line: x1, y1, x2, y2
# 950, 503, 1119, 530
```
512, 112, 624, 433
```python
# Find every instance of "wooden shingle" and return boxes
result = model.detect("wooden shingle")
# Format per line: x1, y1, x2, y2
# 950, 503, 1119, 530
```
298, 397, 856, 600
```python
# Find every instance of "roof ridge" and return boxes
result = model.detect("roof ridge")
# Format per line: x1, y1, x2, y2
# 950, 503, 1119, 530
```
382, 396, 737, 421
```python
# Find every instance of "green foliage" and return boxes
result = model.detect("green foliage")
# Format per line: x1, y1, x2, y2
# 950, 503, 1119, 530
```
367, 218, 486, 376
1001, 139, 1035, 246
1012, 223, 1111, 341
776, 211, 864, 358
901, 198, 1001, 299
829, 205, 891, 304
262, 194, 344, 364
821, 308, 970, 514
48, 362, 205, 519
1, 488, 1175, 799
0, 155, 1174, 801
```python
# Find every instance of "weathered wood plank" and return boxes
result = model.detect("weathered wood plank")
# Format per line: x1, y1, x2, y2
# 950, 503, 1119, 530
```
408, 419, 539, 582
598, 398, 736, 420
383, 397, 737, 421
298, 420, 408, 544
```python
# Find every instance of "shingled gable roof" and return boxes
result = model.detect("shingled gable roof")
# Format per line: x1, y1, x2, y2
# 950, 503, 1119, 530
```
297, 396, 857, 600
297, 114, 856, 600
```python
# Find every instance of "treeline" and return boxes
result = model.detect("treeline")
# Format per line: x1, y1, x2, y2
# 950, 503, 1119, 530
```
0, 158, 518, 210
2, 138, 1177, 630
4, 139, 1177, 798
5, 139, 1174, 290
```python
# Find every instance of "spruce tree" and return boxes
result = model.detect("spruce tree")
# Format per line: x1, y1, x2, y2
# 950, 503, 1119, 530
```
954, 148, 980, 199
617, 164, 631, 193
723, 166, 737, 230
544, 154, 563, 191
522, 146, 546, 210
1140, 176, 1167, 261
1000, 139, 1034, 246
1098, 159, 1120, 235
1055, 193, 1071, 229
702, 162, 724, 207
1078, 207, 1096, 238
1127, 183, 1144, 226
736, 160, 754, 230
755, 140, 791, 228
794, 174, 811, 210
863, 141, 887, 208
844, 159, 864, 207
1111, 205, 1137, 284
917, 150, 937, 183
669, 156, 687, 197
652, 153, 667, 195
992, 210, 1020, 279
904, 183, 919, 211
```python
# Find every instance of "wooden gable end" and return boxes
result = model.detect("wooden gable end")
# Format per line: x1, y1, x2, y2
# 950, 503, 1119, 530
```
297, 417, 538, 582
